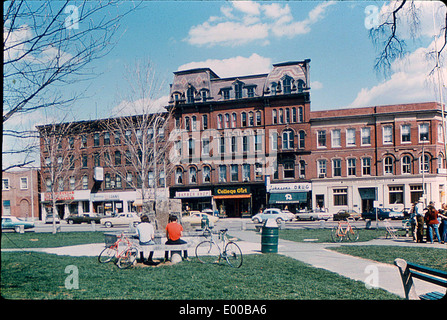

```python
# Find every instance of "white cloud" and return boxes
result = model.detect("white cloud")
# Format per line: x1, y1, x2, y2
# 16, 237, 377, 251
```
177, 53, 272, 78
185, 1, 335, 46
311, 81, 323, 90
349, 38, 446, 108
112, 95, 169, 117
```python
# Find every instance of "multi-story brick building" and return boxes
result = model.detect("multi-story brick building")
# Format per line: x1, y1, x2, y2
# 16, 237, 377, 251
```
165, 62, 446, 216
2, 169, 40, 220
37, 114, 171, 220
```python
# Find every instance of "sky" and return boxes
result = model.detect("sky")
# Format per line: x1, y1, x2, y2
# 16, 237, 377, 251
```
3, 0, 447, 169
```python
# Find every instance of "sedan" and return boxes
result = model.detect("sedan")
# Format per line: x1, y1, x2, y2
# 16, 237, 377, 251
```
296, 211, 331, 221
361, 208, 404, 220
2, 216, 34, 233
181, 212, 219, 225
333, 210, 362, 221
100, 213, 140, 228
252, 208, 291, 224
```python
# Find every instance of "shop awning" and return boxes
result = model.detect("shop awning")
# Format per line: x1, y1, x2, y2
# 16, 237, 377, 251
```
269, 192, 307, 204
358, 188, 376, 200
213, 194, 252, 200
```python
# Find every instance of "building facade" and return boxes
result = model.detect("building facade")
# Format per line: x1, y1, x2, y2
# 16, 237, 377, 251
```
2, 169, 41, 220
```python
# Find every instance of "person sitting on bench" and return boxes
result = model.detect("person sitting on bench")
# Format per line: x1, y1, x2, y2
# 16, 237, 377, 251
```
165, 215, 188, 260
136, 215, 155, 264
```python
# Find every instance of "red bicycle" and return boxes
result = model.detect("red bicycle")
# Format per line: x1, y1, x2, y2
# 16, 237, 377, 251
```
98, 233, 138, 269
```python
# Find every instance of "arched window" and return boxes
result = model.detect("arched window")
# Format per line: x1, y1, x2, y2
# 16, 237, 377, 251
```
217, 114, 223, 129
187, 87, 195, 103
203, 165, 211, 183
420, 154, 430, 173
272, 109, 277, 124
384, 156, 394, 174
299, 130, 306, 149
189, 166, 197, 184
175, 167, 183, 184
402, 155, 412, 174
282, 129, 294, 150
283, 76, 292, 94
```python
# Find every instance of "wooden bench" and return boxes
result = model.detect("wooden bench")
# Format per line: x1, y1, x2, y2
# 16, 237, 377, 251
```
394, 258, 447, 300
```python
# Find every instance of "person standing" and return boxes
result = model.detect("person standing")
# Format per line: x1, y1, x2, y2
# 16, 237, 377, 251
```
439, 203, 447, 244
409, 202, 417, 242
415, 200, 425, 243
425, 202, 446, 244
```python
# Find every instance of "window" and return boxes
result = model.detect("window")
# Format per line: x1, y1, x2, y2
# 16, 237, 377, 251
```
243, 164, 251, 181
419, 123, 429, 142
159, 170, 165, 187
202, 115, 208, 130
272, 109, 277, 124
331, 129, 341, 148
298, 106, 304, 122
116, 175, 122, 189
285, 108, 290, 123
94, 153, 101, 167
115, 151, 121, 166
254, 134, 262, 151
201, 90, 208, 102
241, 112, 247, 127
219, 165, 226, 182
283, 77, 292, 94
317, 160, 327, 178
232, 113, 237, 128
299, 160, 306, 178
224, 114, 230, 128
292, 107, 297, 123
114, 131, 121, 145
333, 188, 348, 206
271, 132, 278, 150
94, 133, 100, 147
389, 186, 403, 204
361, 127, 371, 145
362, 157, 371, 175
279, 109, 284, 123
81, 135, 87, 148
282, 129, 294, 150
175, 168, 183, 184
347, 158, 356, 176
185, 117, 191, 131
217, 114, 222, 129
248, 112, 254, 126
255, 163, 263, 180
402, 155, 412, 174
401, 125, 411, 142
299, 131, 306, 149
234, 82, 243, 99
333, 159, 342, 177
223, 89, 230, 100
384, 156, 394, 174
20, 177, 28, 190
256, 111, 262, 126
68, 176, 75, 191
187, 87, 194, 103
243, 135, 249, 152
219, 136, 225, 154
346, 129, 356, 146
231, 136, 237, 153
203, 166, 211, 183
189, 167, 197, 184
46, 179, 52, 192
383, 125, 393, 144
247, 86, 255, 98
283, 161, 294, 178
438, 124, 444, 143
82, 155, 88, 168
317, 130, 326, 148
2, 178, 10, 190
420, 154, 430, 173
202, 138, 210, 156
82, 176, 88, 190
231, 164, 238, 181
188, 138, 195, 157
192, 116, 197, 131
104, 132, 110, 145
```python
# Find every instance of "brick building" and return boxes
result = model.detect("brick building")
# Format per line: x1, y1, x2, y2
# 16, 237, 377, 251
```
2, 169, 40, 220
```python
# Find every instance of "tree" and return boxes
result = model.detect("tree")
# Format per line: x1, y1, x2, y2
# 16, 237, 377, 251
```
3, 0, 138, 171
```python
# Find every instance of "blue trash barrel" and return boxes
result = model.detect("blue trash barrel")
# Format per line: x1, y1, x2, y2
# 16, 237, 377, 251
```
261, 219, 279, 253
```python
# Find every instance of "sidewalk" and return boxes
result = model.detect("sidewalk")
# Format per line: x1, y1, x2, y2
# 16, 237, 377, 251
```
229, 229, 446, 299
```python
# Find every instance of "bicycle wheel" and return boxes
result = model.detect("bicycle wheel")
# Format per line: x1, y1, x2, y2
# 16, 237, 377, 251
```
224, 242, 243, 268
98, 246, 117, 263
117, 247, 138, 269
347, 226, 359, 242
331, 227, 344, 242
195, 241, 221, 264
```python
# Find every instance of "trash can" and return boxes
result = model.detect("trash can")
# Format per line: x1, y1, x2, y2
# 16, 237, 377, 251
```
261, 219, 279, 253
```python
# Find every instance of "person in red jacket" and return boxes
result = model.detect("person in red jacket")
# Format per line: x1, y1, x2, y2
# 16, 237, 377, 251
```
425, 202, 447, 244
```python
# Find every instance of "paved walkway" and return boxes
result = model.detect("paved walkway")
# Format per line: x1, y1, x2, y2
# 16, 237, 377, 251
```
3, 229, 446, 299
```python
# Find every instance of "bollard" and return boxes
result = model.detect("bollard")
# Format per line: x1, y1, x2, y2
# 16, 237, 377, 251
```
261, 219, 279, 253
90, 220, 96, 231
241, 220, 246, 230
18, 225, 25, 234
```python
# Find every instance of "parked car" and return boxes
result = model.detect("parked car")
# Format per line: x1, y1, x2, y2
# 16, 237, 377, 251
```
252, 208, 291, 224
100, 213, 140, 228
66, 214, 102, 224
333, 209, 362, 221
181, 211, 219, 225
45, 214, 61, 224
296, 210, 331, 221
361, 208, 405, 220
2, 216, 34, 232
282, 210, 296, 221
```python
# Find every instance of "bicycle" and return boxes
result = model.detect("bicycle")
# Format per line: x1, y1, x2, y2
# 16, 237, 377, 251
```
98, 232, 138, 269
331, 219, 359, 242
195, 228, 243, 268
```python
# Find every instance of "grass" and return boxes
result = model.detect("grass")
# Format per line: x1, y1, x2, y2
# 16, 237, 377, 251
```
1, 231, 105, 249
330, 246, 447, 271
1, 251, 399, 300
278, 228, 386, 243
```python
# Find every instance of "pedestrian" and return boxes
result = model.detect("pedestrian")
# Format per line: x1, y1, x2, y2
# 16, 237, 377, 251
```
439, 203, 447, 244
415, 200, 425, 243
165, 215, 188, 260
409, 202, 417, 242
136, 215, 155, 264
425, 202, 446, 244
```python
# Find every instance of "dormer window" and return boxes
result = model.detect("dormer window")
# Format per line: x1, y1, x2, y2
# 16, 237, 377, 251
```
282, 76, 292, 94
234, 81, 243, 99
201, 89, 208, 102
222, 89, 231, 100
186, 87, 195, 103
297, 79, 305, 93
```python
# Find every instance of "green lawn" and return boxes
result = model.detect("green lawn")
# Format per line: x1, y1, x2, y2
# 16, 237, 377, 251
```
1, 251, 399, 300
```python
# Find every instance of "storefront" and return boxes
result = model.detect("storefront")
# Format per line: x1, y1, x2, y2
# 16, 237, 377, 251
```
267, 181, 311, 212
174, 189, 213, 212
213, 186, 252, 217
41, 190, 90, 220
90, 191, 137, 216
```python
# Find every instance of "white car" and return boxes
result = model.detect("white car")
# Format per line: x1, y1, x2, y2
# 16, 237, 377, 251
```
281, 210, 296, 221
296, 211, 332, 221
181, 211, 219, 225
100, 213, 140, 228
252, 208, 291, 224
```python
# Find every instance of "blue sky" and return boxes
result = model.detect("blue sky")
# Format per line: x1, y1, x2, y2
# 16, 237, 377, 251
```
73, 0, 445, 121
3, 1, 446, 169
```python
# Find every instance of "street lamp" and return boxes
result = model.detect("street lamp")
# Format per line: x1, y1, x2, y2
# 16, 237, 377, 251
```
421, 136, 427, 207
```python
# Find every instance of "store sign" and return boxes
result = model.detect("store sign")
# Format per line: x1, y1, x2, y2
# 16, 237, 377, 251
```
91, 193, 120, 201
214, 186, 250, 195
267, 182, 311, 193
175, 189, 212, 198
44, 191, 75, 201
